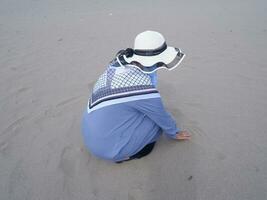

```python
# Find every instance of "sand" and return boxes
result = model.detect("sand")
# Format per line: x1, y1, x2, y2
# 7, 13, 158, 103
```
1, 0, 267, 199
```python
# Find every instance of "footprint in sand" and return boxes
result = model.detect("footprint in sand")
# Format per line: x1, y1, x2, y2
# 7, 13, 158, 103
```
0, 142, 8, 152
58, 146, 80, 178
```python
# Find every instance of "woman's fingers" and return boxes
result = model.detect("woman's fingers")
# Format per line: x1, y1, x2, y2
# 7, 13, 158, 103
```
176, 131, 191, 140
177, 136, 191, 140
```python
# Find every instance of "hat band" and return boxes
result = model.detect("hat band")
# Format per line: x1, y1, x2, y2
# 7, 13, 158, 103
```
134, 42, 167, 56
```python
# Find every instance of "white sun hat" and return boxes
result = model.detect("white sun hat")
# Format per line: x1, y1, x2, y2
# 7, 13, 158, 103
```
117, 30, 185, 73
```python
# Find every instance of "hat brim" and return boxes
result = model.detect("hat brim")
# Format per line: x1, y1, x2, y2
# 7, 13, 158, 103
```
124, 46, 177, 66
120, 47, 185, 74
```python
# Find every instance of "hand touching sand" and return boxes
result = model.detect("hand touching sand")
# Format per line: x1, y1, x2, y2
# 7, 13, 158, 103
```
176, 131, 191, 140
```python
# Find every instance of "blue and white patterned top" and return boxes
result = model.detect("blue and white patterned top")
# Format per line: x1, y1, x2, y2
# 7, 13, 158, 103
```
82, 62, 180, 162
89, 63, 158, 110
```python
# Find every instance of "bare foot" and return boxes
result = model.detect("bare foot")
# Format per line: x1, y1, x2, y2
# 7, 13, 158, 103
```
176, 130, 191, 140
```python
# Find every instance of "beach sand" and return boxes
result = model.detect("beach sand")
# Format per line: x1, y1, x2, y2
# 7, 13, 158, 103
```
1, 0, 267, 199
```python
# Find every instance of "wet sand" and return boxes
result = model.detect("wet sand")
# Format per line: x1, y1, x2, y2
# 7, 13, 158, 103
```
1, 0, 267, 199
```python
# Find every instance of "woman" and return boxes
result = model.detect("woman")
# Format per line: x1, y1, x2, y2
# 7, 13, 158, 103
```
82, 31, 191, 163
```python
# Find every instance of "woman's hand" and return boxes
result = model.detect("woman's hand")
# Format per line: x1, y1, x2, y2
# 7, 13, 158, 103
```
176, 130, 191, 140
